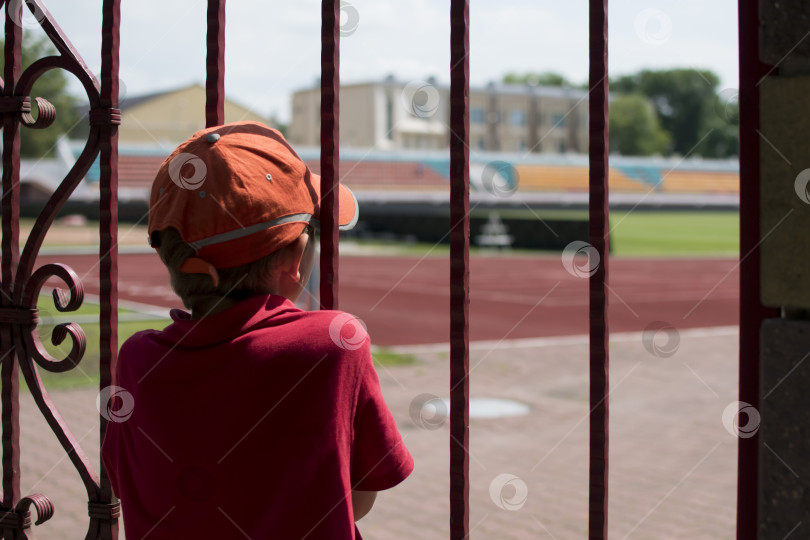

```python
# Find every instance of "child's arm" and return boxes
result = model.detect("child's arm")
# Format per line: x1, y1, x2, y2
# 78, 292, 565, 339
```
351, 490, 377, 521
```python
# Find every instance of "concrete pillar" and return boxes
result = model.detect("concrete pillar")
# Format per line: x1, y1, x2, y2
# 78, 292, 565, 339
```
757, 1, 810, 538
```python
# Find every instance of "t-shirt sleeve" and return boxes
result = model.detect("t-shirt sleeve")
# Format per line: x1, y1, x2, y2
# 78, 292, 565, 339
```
350, 352, 414, 492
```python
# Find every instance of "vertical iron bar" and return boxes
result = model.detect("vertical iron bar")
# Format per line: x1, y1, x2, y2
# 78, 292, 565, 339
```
319, 0, 340, 310
449, 0, 470, 538
1, 4, 23, 515
205, 0, 226, 128
98, 2, 121, 538
736, 3, 775, 538
588, 1, 609, 538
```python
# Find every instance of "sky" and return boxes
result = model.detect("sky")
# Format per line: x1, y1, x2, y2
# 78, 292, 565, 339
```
31, 0, 738, 124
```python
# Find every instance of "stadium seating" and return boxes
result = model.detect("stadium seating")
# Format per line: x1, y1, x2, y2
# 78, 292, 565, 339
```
108, 151, 739, 197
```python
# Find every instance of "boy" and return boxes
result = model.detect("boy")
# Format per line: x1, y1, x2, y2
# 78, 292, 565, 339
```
101, 121, 413, 539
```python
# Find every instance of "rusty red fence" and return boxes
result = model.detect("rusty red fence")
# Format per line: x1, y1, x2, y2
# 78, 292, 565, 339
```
0, 1, 758, 538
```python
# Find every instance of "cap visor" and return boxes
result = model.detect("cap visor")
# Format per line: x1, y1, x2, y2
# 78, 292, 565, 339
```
311, 173, 359, 230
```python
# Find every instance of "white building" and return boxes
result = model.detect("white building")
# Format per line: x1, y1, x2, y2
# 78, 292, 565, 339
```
289, 77, 589, 154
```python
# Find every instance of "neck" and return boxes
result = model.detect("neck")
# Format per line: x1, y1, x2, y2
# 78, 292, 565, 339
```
189, 295, 242, 320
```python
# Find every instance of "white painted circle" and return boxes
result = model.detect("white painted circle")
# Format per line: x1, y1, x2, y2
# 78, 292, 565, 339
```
441, 397, 530, 419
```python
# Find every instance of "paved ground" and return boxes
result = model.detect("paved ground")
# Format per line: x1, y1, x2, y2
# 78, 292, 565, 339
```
20, 327, 739, 539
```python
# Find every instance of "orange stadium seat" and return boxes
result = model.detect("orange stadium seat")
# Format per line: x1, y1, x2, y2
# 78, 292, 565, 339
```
660, 171, 740, 194
515, 165, 650, 193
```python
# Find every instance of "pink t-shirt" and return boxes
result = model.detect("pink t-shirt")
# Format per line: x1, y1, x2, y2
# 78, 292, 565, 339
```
101, 295, 413, 539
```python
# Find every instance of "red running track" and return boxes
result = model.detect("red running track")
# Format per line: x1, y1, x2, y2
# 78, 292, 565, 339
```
37, 253, 738, 347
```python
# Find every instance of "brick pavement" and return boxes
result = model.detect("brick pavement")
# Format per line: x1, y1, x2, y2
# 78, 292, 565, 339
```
19, 327, 738, 539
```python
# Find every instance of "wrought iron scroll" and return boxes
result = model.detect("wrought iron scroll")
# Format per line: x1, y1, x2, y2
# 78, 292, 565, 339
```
0, 0, 121, 538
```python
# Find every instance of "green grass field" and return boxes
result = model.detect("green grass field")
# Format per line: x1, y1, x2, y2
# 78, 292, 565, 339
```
348, 210, 740, 257
608, 210, 739, 256
490, 208, 739, 256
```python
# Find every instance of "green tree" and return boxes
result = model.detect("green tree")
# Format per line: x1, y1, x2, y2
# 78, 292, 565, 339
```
609, 94, 670, 156
699, 93, 739, 158
0, 32, 81, 157
611, 68, 737, 157
502, 72, 571, 87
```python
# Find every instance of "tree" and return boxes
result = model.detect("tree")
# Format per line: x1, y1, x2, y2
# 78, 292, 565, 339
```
502, 72, 571, 87
0, 32, 81, 158
611, 68, 737, 157
609, 94, 670, 156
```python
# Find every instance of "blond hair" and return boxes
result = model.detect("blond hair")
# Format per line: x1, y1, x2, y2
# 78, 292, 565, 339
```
156, 227, 288, 312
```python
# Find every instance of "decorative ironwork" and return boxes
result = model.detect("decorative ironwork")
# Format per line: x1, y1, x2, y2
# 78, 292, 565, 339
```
0, 0, 120, 538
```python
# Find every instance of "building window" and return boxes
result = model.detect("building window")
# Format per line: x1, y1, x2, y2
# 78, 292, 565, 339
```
510, 110, 526, 126
551, 112, 566, 128
471, 108, 485, 124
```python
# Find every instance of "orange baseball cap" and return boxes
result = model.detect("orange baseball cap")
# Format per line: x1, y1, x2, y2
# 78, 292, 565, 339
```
148, 121, 358, 269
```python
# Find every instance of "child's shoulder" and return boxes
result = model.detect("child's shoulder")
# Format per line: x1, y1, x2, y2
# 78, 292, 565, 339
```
296, 308, 371, 353
120, 327, 162, 347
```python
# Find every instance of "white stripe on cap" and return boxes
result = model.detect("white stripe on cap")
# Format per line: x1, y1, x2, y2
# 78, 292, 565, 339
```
188, 213, 312, 251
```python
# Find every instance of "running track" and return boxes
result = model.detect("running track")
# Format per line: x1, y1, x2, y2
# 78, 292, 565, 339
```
37, 253, 738, 347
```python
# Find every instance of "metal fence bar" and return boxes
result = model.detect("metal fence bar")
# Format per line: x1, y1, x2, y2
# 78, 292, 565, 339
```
449, 0, 470, 538
205, 0, 226, 128
95, 0, 122, 537
319, 0, 340, 311
736, 2, 776, 538
1, 5, 24, 518
588, 1, 609, 538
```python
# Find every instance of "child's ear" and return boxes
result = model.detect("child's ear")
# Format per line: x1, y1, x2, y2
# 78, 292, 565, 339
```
277, 234, 309, 281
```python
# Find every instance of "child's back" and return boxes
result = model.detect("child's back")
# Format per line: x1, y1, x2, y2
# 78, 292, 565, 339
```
101, 122, 412, 539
